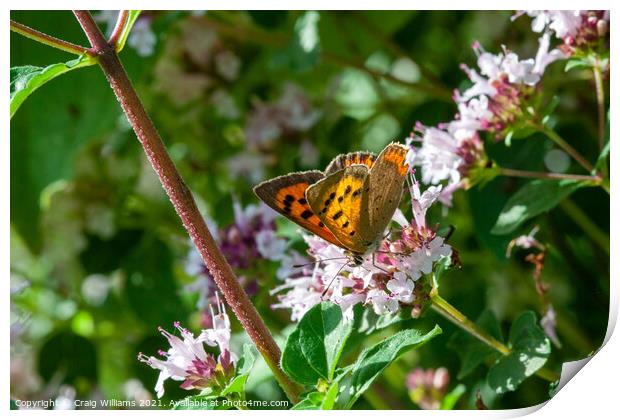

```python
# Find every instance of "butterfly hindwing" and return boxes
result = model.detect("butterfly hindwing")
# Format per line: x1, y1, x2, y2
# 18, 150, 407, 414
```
306, 165, 371, 254
253, 171, 341, 246
366, 143, 410, 243
325, 151, 376, 175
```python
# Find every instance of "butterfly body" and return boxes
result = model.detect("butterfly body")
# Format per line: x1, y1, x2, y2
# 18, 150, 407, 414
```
254, 143, 409, 264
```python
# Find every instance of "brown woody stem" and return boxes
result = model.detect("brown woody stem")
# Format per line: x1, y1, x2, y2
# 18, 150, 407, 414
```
72, 10, 302, 403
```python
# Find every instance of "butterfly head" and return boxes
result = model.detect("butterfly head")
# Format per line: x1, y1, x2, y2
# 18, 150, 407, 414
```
346, 252, 365, 267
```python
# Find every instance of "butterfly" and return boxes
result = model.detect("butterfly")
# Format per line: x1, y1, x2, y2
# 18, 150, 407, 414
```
253, 143, 409, 265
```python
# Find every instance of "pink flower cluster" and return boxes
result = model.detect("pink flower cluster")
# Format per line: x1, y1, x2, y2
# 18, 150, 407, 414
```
406, 12, 578, 205
185, 200, 287, 315
519, 10, 609, 56
272, 176, 452, 321
138, 296, 236, 398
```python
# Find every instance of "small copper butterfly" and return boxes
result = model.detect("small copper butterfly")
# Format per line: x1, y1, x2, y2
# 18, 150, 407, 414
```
253, 143, 409, 264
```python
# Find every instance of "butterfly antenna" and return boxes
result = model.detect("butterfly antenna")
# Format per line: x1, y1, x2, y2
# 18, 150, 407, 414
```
293, 257, 348, 268
374, 249, 410, 257
320, 260, 350, 299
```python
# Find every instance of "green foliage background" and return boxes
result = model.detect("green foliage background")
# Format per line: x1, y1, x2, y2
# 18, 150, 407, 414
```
10, 10, 609, 409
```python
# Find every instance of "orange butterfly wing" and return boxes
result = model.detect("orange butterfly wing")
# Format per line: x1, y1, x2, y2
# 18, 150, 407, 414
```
253, 171, 342, 246
325, 151, 376, 175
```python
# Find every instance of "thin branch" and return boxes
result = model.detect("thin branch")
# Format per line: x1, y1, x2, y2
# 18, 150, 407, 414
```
592, 62, 606, 151
10, 19, 92, 56
109, 10, 129, 47
497, 167, 602, 183
531, 122, 595, 174
72, 10, 302, 403
430, 293, 561, 383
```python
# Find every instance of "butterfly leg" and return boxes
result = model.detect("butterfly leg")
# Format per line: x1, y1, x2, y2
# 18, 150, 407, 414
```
370, 252, 391, 275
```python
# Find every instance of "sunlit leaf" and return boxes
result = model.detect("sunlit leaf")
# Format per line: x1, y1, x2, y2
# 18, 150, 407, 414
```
491, 179, 591, 235
10, 55, 96, 118
335, 325, 442, 409
487, 311, 551, 394
115, 10, 143, 53
281, 302, 354, 385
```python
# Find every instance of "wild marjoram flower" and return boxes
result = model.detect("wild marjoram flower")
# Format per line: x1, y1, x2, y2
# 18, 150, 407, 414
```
272, 166, 452, 322
517, 10, 609, 56
454, 37, 564, 139
138, 295, 236, 398
184, 200, 286, 316
405, 32, 566, 205
406, 123, 486, 207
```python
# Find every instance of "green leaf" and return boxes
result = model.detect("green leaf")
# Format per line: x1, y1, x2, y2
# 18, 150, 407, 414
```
10, 11, 150, 253
320, 381, 339, 410
220, 344, 256, 398
115, 10, 143, 53
10, 55, 96, 118
449, 310, 503, 379
356, 305, 411, 335
291, 392, 324, 410
491, 179, 590, 235
440, 384, 466, 410
281, 302, 354, 385
487, 311, 551, 394
564, 57, 591, 72
290, 381, 338, 410
335, 325, 442, 409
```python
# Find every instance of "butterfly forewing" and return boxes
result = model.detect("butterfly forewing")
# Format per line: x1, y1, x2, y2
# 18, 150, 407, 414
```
253, 171, 341, 246
366, 143, 410, 243
305, 165, 371, 254
325, 151, 376, 175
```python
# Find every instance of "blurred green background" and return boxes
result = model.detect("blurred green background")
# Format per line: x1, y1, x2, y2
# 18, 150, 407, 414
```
10, 10, 609, 409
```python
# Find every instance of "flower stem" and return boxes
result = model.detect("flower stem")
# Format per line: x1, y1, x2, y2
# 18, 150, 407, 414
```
72, 10, 302, 403
592, 62, 606, 151
559, 199, 610, 255
429, 293, 560, 383
10, 19, 92, 56
497, 167, 602, 183
108, 10, 129, 47
531, 122, 595, 174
